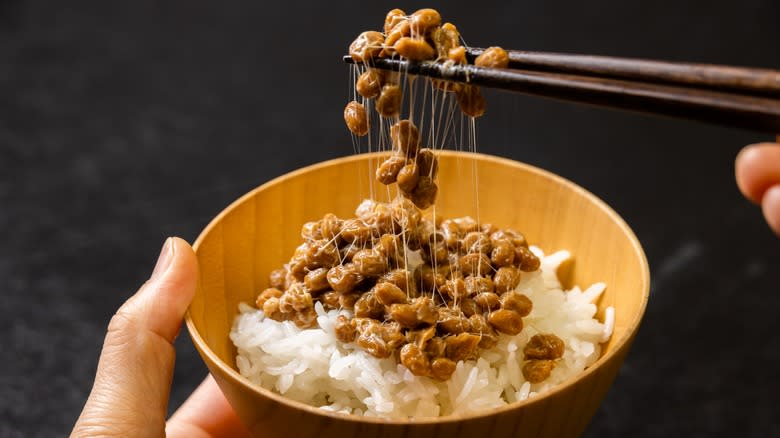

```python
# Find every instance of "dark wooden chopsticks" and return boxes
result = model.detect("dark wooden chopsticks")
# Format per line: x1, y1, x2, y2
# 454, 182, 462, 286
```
465, 48, 780, 98
343, 50, 780, 133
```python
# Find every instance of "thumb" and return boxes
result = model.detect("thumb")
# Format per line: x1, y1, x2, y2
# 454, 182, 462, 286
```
72, 237, 199, 438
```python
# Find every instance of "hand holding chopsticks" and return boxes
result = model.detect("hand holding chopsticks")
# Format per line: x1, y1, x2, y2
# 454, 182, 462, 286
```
344, 48, 780, 133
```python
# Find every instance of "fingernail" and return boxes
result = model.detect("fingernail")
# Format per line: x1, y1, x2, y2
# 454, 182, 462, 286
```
151, 238, 174, 281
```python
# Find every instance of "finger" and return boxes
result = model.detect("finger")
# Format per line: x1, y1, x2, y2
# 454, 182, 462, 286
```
166, 375, 253, 438
735, 143, 780, 204
71, 237, 199, 438
761, 185, 780, 236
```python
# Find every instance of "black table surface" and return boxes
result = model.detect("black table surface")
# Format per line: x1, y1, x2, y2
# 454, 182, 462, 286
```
2, 1, 779, 436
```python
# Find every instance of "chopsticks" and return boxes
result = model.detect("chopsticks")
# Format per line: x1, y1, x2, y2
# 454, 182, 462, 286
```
343, 50, 780, 133
465, 48, 780, 98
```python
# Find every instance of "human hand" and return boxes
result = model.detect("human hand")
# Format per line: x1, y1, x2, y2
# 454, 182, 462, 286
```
71, 237, 252, 438
735, 141, 780, 236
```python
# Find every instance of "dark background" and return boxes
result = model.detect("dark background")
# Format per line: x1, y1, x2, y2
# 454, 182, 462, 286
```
2, 0, 779, 436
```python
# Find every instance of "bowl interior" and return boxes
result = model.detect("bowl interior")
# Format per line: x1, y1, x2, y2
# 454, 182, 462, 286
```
185, 151, 649, 433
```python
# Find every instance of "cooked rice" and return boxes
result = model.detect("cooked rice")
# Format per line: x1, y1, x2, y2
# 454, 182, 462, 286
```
230, 247, 613, 418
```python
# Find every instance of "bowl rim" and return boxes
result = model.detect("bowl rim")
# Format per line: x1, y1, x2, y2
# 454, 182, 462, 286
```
184, 150, 650, 425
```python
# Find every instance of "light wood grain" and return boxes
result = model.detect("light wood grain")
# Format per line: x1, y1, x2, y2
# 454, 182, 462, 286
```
185, 151, 650, 438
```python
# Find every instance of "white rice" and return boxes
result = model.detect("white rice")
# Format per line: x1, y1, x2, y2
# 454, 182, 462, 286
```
230, 247, 614, 418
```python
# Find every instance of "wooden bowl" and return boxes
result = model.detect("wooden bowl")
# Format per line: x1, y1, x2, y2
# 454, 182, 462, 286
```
185, 151, 650, 438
